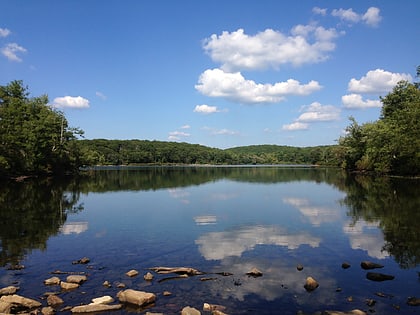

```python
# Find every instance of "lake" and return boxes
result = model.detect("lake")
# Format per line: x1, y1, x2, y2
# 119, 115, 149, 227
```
0, 166, 419, 314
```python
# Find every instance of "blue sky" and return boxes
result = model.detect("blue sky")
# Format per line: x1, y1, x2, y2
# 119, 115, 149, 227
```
1, 1, 419, 148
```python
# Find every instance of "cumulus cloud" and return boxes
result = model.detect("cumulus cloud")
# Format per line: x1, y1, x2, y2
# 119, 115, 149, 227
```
202, 26, 340, 72
1, 42, 27, 62
282, 102, 340, 131
348, 69, 412, 94
342, 94, 381, 109
331, 7, 382, 27
52, 96, 90, 109
168, 130, 190, 141
0, 28, 11, 37
195, 68, 321, 104
180, 124, 190, 129
194, 104, 225, 114
282, 122, 309, 131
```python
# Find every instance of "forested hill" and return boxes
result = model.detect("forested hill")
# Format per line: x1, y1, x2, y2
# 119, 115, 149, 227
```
77, 139, 341, 166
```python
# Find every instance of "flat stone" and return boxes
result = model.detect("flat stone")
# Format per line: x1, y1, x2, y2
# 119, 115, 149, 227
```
117, 289, 156, 307
181, 306, 201, 315
44, 277, 61, 285
60, 281, 79, 290
126, 269, 139, 277
71, 304, 122, 313
66, 275, 87, 284
0, 286, 19, 295
90, 295, 114, 305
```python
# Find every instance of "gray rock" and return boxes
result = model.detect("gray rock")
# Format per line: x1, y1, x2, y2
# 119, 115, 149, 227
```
246, 267, 263, 277
117, 289, 156, 307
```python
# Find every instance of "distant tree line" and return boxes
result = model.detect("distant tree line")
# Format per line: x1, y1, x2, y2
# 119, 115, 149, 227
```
1, 71, 419, 178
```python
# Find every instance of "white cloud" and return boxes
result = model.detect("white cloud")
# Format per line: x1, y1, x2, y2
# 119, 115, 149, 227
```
282, 102, 340, 131
195, 68, 321, 104
1, 43, 27, 62
348, 69, 412, 94
168, 130, 191, 141
202, 27, 340, 72
180, 124, 190, 129
194, 104, 223, 114
95, 91, 107, 100
362, 7, 382, 27
342, 94, 381, 109
297, 102, 340, 122
0, 28, 11, 37
282, 122, 309, 131
52, 96, 90, 109
312, 7, 327, 16
331, 7, 382, 27
202, 126, 239, 136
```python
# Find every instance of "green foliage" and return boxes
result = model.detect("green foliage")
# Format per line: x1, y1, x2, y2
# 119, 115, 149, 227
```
0, 81, 84, 177
339, 76, 420, 175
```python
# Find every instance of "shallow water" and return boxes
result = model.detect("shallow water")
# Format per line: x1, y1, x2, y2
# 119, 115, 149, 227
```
0, 166, 419, 314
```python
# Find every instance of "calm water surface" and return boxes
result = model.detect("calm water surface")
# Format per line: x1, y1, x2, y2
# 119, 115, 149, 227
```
0, 166, 419, 314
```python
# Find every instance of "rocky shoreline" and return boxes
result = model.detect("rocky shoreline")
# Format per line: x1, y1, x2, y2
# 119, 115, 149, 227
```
0, 258, 419, 315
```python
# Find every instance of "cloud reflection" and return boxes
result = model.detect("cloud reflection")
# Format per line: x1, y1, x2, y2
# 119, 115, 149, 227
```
196, 225, 320, 260
343, 220, 388, 259
59, 222, 88, 234
283, 197, 339, 226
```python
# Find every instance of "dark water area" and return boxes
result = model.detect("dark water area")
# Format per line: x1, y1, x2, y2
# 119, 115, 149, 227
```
0, 166, 419, 314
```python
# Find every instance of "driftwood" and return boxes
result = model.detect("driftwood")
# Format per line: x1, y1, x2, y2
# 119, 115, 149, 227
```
149, 267, 204, 276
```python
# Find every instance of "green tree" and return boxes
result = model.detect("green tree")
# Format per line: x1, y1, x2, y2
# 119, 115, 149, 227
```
0, 80, 84, 177
339, 74, 420, 175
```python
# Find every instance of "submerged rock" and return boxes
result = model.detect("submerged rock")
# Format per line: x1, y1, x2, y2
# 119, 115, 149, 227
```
296, 264, 304, 271
181, 306, 201, 315
341, 262, 351, 269
304, 276, 319, 292
361, 261, 384, 270
117, 289, 156, 307
366, 272, 395, 281
407, 297, 420, 306
72, 257, 90, 264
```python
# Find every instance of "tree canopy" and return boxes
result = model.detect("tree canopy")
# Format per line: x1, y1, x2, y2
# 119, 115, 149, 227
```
339, 78, 420, 175
0, 80, 83, 177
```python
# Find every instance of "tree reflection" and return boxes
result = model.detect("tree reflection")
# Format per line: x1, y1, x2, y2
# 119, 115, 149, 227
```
340, 174, 420, 268
0, 178, 83, 267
